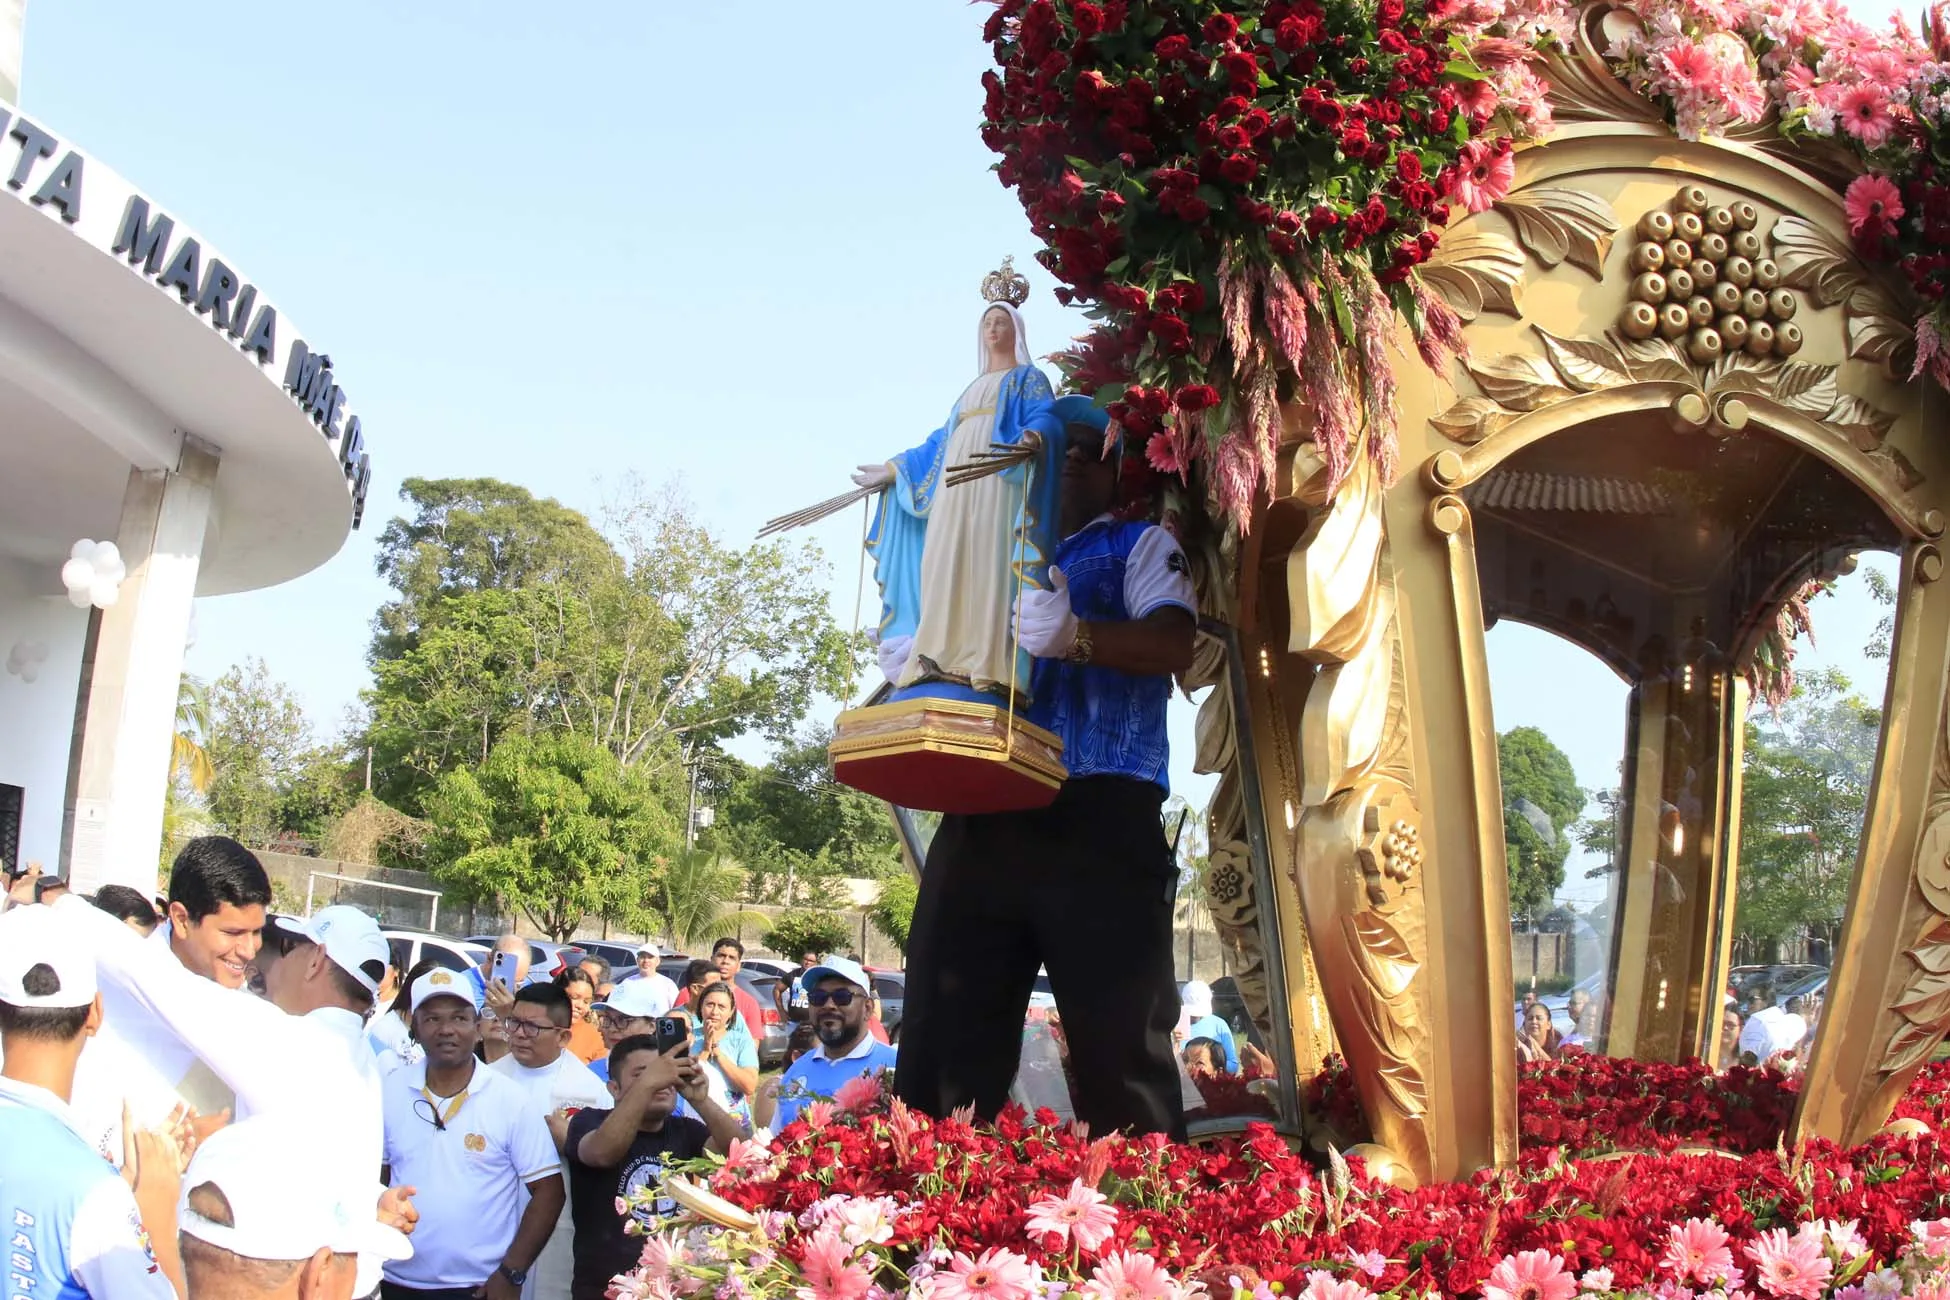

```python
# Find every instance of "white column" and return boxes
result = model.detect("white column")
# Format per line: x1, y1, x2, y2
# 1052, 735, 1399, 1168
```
65, 438, 217, 895
0, 0, 24, 104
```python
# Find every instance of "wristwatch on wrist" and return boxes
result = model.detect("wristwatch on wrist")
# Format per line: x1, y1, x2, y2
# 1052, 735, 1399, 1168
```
1064, 621, 1094, 664
499, 1265, 530, 1287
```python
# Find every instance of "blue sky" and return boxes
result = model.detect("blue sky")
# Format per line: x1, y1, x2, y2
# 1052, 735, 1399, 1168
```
22, 0, 1903, 906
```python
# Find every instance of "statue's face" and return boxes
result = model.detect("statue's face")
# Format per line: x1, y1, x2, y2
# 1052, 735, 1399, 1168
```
983, 306, 1016, 358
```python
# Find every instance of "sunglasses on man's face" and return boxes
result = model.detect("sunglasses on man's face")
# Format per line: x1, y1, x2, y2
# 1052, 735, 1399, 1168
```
808, 989, 858, 1008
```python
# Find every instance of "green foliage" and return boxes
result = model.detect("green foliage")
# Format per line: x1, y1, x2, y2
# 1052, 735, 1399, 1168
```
204, 658, 355, 846
1497, 726, 1585, 918
765, 909, 854, 962
172, 675, 215, 794
867, 873, 919, 955
423, 732, 677, 941
706, 730, 903, 902
1737, 668, 1879, 948
654, 850, 771, 950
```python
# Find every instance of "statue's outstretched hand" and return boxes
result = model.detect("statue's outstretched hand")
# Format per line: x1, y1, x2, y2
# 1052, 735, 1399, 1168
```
852, 463, 895, 489
877, 635, 913, 683
1015, 567, 1078, 659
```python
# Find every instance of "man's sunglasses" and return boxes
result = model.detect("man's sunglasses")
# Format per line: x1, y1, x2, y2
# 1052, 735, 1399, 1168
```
808, 989, 859, 1008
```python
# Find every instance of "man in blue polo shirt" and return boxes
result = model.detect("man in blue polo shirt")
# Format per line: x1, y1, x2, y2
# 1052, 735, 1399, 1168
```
0, 906, 178, 1300
764, 958, 894, 1128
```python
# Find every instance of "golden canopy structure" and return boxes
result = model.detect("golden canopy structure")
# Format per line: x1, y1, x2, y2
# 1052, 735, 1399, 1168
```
1177, 1, 1949, 1186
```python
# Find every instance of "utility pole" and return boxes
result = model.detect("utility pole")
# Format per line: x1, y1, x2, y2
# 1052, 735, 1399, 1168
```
685, 760, 699, 851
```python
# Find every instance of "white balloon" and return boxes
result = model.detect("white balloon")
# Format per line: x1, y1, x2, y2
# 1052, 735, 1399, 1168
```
98, 560, 126, 585
60, 558, 93, 590
66, 587, 92, 609
19, 664, 36, 683
89, 580, 120, 609
70, 538, 94, 561
89, 541, 121, 570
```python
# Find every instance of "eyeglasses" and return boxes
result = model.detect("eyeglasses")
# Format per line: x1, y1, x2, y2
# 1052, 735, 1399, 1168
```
807, 989, 858, 1008
503, 1019, 554, 1039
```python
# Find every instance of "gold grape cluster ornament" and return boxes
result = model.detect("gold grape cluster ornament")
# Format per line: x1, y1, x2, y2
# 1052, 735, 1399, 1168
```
1618, 184, 1803, 365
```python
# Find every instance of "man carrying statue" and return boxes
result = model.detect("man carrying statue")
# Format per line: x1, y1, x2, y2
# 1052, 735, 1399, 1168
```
764, 261, 1196, 1138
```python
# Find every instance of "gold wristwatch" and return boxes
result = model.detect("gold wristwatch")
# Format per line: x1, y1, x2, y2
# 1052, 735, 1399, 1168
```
1065, 621, 1094, 664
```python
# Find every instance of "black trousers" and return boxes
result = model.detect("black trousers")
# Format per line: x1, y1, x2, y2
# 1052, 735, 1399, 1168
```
894, 776, 1186, 1139
380, 1284, 476, 1300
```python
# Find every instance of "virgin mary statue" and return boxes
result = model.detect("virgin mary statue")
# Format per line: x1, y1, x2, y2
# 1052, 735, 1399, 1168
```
856, 259, 1062, 705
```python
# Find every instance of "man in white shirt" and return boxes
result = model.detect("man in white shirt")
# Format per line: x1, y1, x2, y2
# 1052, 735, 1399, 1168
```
57, 897, 416, 1298
587, 980, 673, 1085
0, 905, 179, 1300
71, 837, 271, 1163
382, 970, 563, 1300
1736, 986, 1809, 1064
178, 1116, 412, 1300
488, 985, 611, 1300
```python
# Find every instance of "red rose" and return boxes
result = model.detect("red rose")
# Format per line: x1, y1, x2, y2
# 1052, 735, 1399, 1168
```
1306, 203, 1340, 234
1220, 152, 1258, 183
1097, 190, 1127, 215
1378, 0, 1407, 23
1220, 51, 1259, 87
1174, 383, 1220, 411
1341, 124, 1370, 154
1151, 314, 1192, 351
1241, 107, 1271, 136
1217, 94, 1250, 119
1274, 209, 1303, 233
1056, 170, 1087, 206
1397, 150, 1424, 182
1219, 124, 1250, 150
1154, 33, 1192, 59
1202, 13, 1239, 42
1072, 1, 1105, 36
1176, 196, 1211, 221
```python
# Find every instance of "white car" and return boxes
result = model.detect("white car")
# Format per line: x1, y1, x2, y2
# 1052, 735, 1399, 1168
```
384, 931, 489, 979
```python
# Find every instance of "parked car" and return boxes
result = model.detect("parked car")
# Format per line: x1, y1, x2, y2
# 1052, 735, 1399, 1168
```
1537, 971, 1606, 1035
742, 958, 796, 981
575, 940, 644, 975
1773, 967, 1829, 1008
742, 974, 790, 1067
464, 935, 577, 983
872, 971, 906, 1041
386, 931, 490, 978
1729, 964, 1824, 1004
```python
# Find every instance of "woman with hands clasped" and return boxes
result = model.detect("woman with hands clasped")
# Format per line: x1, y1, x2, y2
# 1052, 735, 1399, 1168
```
691, 982, 759, 1124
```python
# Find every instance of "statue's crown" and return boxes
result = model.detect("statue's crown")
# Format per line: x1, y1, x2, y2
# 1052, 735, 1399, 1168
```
981, 256, 1030, 307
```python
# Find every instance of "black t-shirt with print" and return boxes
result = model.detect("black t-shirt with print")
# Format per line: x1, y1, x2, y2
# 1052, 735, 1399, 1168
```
564, 1107, 712, 1300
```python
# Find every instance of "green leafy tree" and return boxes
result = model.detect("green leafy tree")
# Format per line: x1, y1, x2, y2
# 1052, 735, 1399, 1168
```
1498, 726, 1585, 919
765, 910, 854, 962
653, 850, 771, 949
708, 731, 902, 900
423, 733, 676, 941
172, 675, 216, 794
1737, 668, 1879, 953
867, 873, 919, 956
205, 659, 352, 846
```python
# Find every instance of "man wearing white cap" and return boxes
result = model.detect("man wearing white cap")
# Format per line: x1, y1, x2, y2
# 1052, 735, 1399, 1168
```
1174, 981, 1237, 1073
382, 970, 563, 1300
757, 957, 895, 1130
586, 978, 672, 1084
54, 898, 415, 1297
0, 906, 180, 1299
179, 1116, 411, 1300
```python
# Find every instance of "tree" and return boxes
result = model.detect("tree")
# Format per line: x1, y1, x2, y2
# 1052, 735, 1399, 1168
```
708, 731, 903, 899
172, 675, 216, 794
423, 733, 676, 941
1737, 669, 1880, 954
1865, 565, 1896, 660
867, 873, 918, 956
1497, 726, 1585, 919
765, 910, 854, 962
204, 659, 353, 846
654, 850, 771, 950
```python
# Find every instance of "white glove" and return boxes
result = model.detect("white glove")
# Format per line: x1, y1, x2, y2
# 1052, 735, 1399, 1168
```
1013, 567, 1078, 659
851, 463, 895, 489
877, 634, 913, 682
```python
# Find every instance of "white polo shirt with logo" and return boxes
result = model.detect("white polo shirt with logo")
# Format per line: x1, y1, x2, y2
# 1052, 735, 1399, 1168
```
382, 1057, 561, 1291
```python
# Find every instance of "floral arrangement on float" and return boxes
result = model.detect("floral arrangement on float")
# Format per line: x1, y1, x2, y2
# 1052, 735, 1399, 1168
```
973, 0, 1950, 531
610, 1061, 1950, 1300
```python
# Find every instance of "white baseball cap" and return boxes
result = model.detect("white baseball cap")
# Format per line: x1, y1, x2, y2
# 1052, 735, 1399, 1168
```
593, 977, 672, 1019
272, 907, 390, 999
409, 968, 477, 1014
180, 1118, 412, 1263
803, 955, 872, 995
0, 906, 96, 1009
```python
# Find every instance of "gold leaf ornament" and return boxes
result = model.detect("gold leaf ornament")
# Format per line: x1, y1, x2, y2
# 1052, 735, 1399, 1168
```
1465, 353, 1572, 411
1769, 216, 1859, 307
1421, 229, 1527, 320
1494, 188, 1620, 277
1534, 327, 1633, 391
1428, 396, 1511, 445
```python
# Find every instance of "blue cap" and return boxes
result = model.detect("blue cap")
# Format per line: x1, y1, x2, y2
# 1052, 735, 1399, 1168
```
1050, 394, 1110, 434
803, 956, 872, 994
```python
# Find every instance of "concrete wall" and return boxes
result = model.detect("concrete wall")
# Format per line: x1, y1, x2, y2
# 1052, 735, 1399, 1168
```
0, 570, 89, 870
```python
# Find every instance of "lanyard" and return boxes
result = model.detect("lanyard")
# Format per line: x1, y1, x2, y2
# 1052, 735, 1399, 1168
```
420, 1087, 470, 1128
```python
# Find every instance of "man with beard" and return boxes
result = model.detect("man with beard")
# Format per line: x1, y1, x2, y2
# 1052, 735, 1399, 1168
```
380, 971, 562, 1300
759, 957, 894, 1129
894, 395, 1197, 1140
561, 1037, 739, 1300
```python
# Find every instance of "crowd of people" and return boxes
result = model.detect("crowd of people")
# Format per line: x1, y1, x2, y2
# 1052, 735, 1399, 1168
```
1506, 978, 1823, 1071
0, 839, 901, 1300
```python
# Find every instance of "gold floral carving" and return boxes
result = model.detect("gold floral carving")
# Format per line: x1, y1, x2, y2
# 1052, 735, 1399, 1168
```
1431, 326, 1900, 448
1883, 696, 1950, 1076
1493, 188, 1619, 277
1769, 216, 1918, 376
1287, 450, 1432, 1183
1533, 2, 1663, 127
1421, 229, 1526, 321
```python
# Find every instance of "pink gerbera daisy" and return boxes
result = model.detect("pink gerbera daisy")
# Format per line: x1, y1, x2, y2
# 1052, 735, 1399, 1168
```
1082, 1254, 1181, 1300
931, 1249, 1039, 1300
1664, 1221, 1738, 1287
1451, 139, 1516, 213
1484, 1251, 1578, 1300
796, 1227, 873, 1300
1837, 84, 1897, 149
1844, 173, 1904, 238
1744, 1229, 1833, 1300
1300, 1272, 1380, 1300
1025, 1180, 1120, 1254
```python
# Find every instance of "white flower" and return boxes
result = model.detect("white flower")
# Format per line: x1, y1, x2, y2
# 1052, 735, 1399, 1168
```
1862, 1269, 1903, 1300
1580, 1269, 1615, 1292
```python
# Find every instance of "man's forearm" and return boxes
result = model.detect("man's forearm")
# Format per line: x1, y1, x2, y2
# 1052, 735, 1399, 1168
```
575, 1089, 656, 1167
1074, 610, 1195, 677
502, 1175, 565, 1273
685, 1089, 748, 1154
